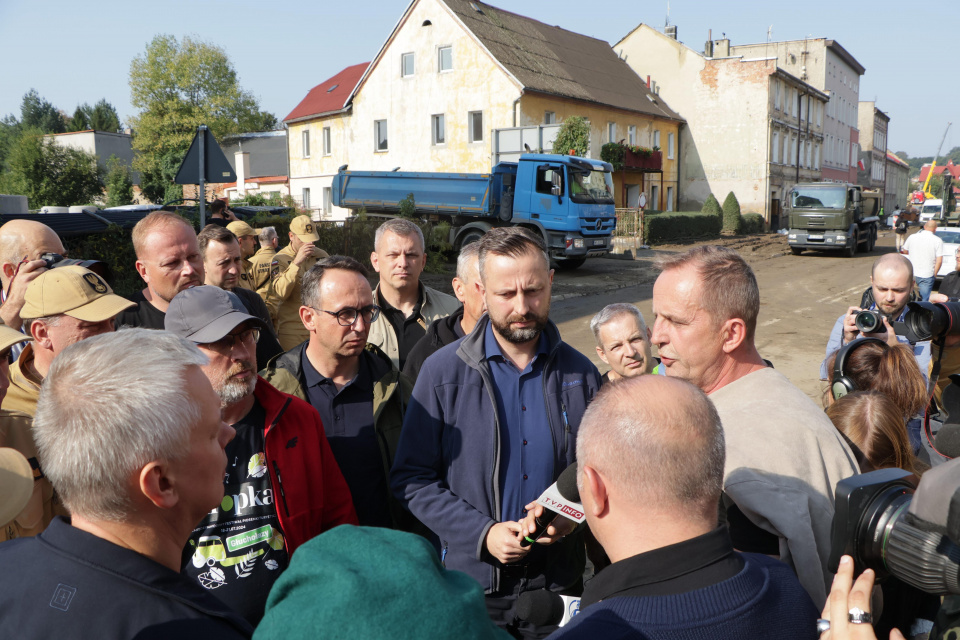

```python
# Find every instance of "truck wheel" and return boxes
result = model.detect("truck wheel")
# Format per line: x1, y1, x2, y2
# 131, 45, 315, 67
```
790, 247, 803, 256
554, 257, 586, 270
458, 230, 484, 250
843, 235, 857, 258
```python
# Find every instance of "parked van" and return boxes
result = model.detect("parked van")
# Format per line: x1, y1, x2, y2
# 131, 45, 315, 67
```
920, 199, 944, 222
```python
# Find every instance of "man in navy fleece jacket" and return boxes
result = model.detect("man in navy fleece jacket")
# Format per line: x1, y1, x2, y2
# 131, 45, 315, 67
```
551, 376, 818, 639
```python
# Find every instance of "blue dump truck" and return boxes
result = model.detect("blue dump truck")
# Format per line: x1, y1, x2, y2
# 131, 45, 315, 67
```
331, 153, 616, 269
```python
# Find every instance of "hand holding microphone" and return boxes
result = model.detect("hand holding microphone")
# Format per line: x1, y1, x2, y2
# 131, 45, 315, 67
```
520, 463, 583, 547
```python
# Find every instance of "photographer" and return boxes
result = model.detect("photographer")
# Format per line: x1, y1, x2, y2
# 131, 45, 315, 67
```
821, 254, 930, 385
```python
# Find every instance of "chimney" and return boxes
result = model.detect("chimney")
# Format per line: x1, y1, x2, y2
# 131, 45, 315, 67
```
705, 28, 714, 57
665, 25, 678, 40
714, 38, 730, 57
646, 75, 651, 88
235, 151, 250, 196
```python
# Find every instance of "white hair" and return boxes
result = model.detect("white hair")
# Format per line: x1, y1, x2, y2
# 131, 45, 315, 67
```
456, 241, 481, 282
589, 303, 647, 348
33, 328, 209, 521
375, 218, 425, 252
259, 226, 277, 245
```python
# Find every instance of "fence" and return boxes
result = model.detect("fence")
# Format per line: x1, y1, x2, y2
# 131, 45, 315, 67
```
615, 208, 645, 238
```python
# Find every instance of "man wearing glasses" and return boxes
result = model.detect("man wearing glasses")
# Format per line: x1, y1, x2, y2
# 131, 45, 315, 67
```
166, 285, 357, 625
261, 256, 415, 530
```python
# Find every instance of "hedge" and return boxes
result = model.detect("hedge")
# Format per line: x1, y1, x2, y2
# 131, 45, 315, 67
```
741, 213, 765, 234
643, 211, 721, 245
721, 192, 743, 234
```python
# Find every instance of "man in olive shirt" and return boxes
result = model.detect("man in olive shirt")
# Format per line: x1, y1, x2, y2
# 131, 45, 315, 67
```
271, 216, 329, 350
227, 220, 260, 292
368, 219, 459, 370
249, 227, 280, 324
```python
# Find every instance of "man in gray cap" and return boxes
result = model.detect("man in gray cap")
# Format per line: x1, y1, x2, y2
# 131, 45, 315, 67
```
165, 285, 357, 626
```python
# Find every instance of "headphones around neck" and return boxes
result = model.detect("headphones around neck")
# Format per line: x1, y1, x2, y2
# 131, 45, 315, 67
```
831, 337, 887, 400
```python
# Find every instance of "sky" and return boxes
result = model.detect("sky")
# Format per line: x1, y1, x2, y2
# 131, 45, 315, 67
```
1, 0, 956, 158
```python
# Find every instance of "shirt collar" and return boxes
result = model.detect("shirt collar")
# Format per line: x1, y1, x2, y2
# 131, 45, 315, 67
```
377, 283, 425, 318
483, 319, 549, 362
581, 527, 738, 607
301, 348, 371, 393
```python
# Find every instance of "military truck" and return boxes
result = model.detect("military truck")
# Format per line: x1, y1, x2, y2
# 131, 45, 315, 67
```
786, 183, 882, 257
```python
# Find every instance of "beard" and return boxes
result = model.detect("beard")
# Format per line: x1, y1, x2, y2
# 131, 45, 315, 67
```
210, 361, 257, 407
490, 310, 549, 344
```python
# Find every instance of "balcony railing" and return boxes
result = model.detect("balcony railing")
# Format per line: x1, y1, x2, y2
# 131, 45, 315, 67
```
623, 149, 662, 172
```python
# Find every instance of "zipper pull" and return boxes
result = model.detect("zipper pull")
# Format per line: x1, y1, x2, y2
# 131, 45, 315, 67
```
561, 403, 570, 432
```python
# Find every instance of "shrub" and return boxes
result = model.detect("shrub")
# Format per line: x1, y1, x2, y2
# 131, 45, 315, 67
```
643, 211, 721, 245
701, 193, 722, 221
741, 213, 765, 234
721, 191, 742, 234
63, 225, 141, 298
551, 116, 590, 157
600, 143, 625, 171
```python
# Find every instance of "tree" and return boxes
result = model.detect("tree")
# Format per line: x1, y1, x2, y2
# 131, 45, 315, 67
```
701, 193, 722, 221
128, 35, 278, 203
721, 191, 742, 234
67, 105, 89, 132
88, 99, 121, 132
0, 129, 104, 207
551, 116, 591, 158
66, 99, 120, 133
20, 89, 65, 134
104, 155, 134, 207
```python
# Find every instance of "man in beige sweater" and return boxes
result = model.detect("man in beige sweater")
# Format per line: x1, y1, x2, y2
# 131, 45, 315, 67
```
650, 245, 859, 609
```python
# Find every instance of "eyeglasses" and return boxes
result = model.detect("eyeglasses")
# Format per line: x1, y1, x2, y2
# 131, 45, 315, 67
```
205, 328, 260, 352
317, 304, 381, 327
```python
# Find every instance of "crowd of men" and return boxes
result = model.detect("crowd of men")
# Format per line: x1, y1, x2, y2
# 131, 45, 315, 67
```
0, 207, 920, 640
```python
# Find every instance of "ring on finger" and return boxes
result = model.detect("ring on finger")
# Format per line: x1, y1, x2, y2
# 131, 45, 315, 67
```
848, 607, 872, 624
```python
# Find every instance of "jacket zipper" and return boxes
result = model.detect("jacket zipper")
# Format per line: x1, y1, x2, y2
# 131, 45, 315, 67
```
266, 397, 293, 520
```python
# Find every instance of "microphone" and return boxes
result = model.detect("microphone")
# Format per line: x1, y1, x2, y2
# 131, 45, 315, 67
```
516, 589, 581, 627
935, 424, 960, 458
520, 463, 583, 547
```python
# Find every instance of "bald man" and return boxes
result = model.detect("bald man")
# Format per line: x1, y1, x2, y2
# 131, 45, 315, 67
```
549, 376, 818, 639
821, 252, 930, 451
0, 220, 65, 337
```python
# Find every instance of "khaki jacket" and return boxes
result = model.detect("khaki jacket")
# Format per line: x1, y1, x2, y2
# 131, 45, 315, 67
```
5, 343, 41, 417
271, 244, 329, 351
236, 257, 255, 291
368, 284, 461, 369
249, 246, 278, 325
1, 345, 63, 541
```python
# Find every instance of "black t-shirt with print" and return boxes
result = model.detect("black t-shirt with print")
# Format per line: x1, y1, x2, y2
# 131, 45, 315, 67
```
182, 400, 288, 626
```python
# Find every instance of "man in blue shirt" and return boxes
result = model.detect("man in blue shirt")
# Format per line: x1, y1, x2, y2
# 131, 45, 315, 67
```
391, 228, 601, 639
260, 255, 414, 531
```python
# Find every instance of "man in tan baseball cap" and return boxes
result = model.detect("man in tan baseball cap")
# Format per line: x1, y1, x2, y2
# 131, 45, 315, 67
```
270, 215, 329, 350
227, 220, 261, 292
0, 320, 49, 542
6, 265, 134, 417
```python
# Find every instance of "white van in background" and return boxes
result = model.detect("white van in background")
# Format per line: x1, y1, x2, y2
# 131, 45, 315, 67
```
920, 199, 944, 223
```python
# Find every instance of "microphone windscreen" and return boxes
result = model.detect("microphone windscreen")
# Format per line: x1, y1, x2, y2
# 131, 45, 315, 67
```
935, 424, 960, 458
556, 463, 580, 502
516, 589, 564, 626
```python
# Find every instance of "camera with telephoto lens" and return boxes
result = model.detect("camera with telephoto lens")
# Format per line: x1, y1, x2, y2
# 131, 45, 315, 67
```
854, 310, 884, 334
829, 464, 960, 594
899, 301, 960, 342
39, 253, 113, 286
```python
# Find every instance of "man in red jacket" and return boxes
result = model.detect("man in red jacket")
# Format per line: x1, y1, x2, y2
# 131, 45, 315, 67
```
165, 285, 357, 626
